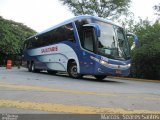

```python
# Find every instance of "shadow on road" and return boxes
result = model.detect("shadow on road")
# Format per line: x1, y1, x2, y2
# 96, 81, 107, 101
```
21, 68, 123, 84
42, 71, 123, 84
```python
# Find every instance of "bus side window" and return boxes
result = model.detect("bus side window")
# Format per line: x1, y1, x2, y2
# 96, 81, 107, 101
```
65, 24, 75, 42
83, 29, 94, 52
28, 40, 33, 49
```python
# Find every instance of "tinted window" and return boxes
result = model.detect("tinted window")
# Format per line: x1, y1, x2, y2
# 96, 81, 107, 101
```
28, 39, 34, 49
25, 23, 75, 49
64, 24, 75, 42
50, 23, 75, 43
23, 41, 28, 49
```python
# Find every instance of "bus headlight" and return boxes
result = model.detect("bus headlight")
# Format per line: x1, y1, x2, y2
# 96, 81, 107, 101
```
121, 63, 131, 69
128, 64, 131, 67
100, 60, 108, 65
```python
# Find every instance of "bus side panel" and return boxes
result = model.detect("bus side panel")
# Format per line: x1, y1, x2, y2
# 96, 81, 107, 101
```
36, 53, 68, 71
25, 43, 80, 72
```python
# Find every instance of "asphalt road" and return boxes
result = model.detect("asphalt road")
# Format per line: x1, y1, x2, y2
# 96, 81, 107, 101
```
0, 67, 160, 114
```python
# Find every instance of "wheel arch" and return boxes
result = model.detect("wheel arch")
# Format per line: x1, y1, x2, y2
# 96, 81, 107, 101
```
67, 59, 80, 73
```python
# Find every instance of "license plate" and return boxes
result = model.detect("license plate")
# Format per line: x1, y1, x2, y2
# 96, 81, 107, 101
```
116, 70, 122, 74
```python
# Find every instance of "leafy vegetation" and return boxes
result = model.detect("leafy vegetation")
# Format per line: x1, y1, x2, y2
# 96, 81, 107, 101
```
130, 20, 160, 79
0, 16, 36, 66
154, 3, 160, 15
59, 0, 131, 19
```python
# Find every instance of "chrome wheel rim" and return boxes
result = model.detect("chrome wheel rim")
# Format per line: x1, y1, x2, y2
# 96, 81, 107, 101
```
71, 66, 78, 77
31, 63, 34, 71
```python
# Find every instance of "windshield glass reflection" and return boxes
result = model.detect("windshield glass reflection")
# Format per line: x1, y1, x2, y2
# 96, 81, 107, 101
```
95, 21, 130, 60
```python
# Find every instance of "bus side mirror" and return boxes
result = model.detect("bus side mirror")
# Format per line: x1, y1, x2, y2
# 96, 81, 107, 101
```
83, 23, 101, 37
127, 33, 138, 50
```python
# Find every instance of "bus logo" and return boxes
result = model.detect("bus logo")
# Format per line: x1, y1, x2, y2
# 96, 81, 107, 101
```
41, 46, 58, 53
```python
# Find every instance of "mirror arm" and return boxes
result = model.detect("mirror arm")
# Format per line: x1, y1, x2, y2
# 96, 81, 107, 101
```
127, 33, 138, 50
127, 33, 138, 45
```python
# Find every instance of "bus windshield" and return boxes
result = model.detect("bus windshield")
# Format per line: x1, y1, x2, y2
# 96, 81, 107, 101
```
96, 21, 130, 60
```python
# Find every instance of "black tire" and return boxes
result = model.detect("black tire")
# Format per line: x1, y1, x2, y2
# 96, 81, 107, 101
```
94, 75, 107, 80
28, 62, 33, 72
32, 63, 41, 73
34, 68, 40, 73
28, 62, 40, 73
68, 62, 81, 79
47, 70, 57, 74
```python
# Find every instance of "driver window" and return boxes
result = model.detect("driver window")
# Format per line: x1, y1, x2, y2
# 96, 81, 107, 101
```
83, 29, 94, 52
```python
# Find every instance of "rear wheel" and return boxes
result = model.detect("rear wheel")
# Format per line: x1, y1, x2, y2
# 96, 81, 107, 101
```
28, 62, 33, 72
94, 75, 107, 80
28, 62, 40, 73
68, 62, 81, 79
33, 66, 40, 73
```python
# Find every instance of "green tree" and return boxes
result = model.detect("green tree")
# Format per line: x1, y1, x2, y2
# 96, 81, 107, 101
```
117, 12, 135, 32
0, 16, 36, 65
153, 3, 160, 20
154, 3, 160, 12
131, 20, 160, 80
59, 0, 131, 19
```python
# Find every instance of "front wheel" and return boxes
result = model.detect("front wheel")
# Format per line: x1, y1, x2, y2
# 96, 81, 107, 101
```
68, 63, 82, 79
94, 75, 107, 80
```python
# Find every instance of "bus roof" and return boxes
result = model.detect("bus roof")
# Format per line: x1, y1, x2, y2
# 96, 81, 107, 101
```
27, 15, 121, 40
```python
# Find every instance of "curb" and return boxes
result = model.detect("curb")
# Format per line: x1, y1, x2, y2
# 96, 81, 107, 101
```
108, 76, 160, 83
